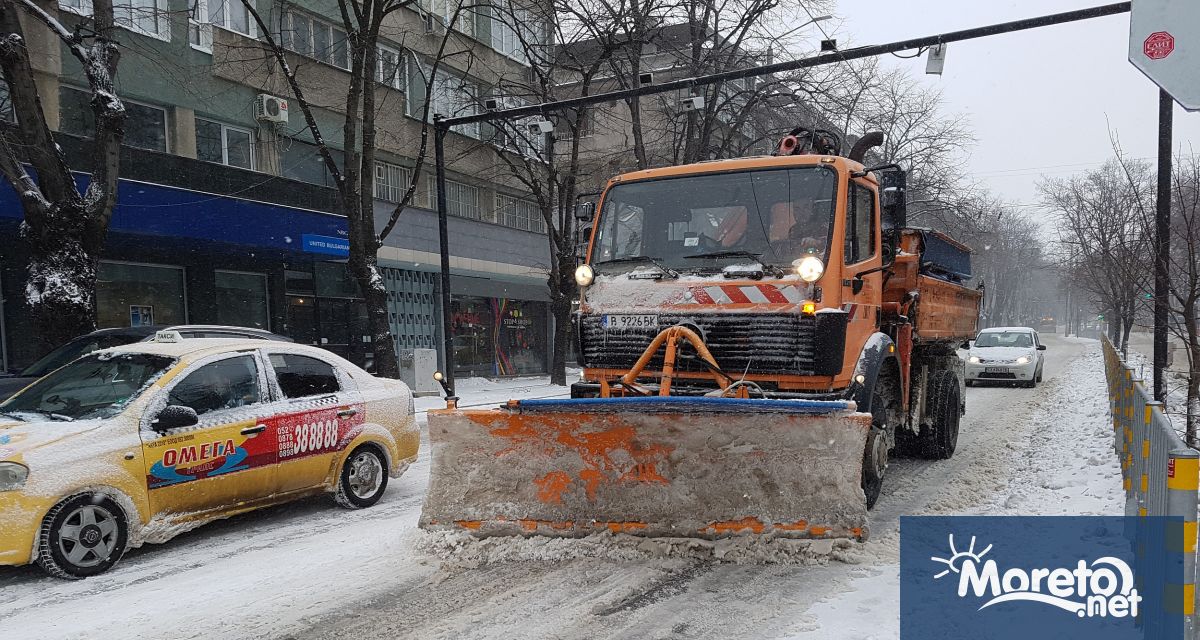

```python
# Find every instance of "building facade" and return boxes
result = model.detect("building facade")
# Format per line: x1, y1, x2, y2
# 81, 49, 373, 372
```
0, 0, 556, 378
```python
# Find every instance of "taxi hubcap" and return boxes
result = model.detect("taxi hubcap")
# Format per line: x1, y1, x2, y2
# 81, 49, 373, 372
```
58, 504, 118, 567
348, 451, 384, 499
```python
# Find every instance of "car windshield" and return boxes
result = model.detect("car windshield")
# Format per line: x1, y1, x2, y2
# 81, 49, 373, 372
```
591, 166, 838, 271
975, 332, 1033, 348
0, 353, 175, 422
20, 333, 146, 377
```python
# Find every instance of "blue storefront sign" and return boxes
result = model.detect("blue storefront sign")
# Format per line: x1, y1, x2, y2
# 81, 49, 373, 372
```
901, 516, 1184, 639
0, 174, 348, 252
301, 234, 350, 256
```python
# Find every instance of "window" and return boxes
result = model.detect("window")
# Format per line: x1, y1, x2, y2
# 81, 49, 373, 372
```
377, 45, 404, 90
374, 161, 411, 204
844, 182, 876, 264
196, 118, 255, 170
557, 108, 593, 141
496, 194, 546, 233
168, 356, 262, 417
489, 95, 546, 158
210, 0, 253, 36
215, 271, 269, 329
281, 138, 340, 187
61, 0, 171, 40
96, 261, 186, 328
269, 353, 340, 398
276, 10, 350, 70
419, 0, 475, 37
489, 0, 549, 64
445, 180, 481, 220
60, 87, 168, 152
407, 59, 480, 138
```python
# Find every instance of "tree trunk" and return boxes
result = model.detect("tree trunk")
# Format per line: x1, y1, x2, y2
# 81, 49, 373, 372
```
548, 258, 576, 387
24, 216, 99, 351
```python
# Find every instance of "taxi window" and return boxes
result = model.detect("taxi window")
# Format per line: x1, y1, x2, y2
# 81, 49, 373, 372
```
269, 353, 340, 398
168, 355, 262, 416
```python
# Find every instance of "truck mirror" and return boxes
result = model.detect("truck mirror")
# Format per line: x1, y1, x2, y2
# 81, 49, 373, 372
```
574, 201, 595, 221
575, 225, 592, 260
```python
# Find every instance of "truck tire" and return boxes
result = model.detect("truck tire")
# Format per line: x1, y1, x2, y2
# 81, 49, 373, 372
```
921, 369, 960, 460
862, 385, 894, 510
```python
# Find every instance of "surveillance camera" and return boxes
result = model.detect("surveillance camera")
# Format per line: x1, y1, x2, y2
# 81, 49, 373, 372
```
529, 119, 554, 134
681, 96, 705, 111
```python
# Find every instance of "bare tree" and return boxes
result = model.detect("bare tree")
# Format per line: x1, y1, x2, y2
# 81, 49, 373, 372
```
234, 0, 467, 377
0, 0, 125, 350
1040, 160, 1153, 352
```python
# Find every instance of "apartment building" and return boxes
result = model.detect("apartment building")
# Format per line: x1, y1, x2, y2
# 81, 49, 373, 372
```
0, 0, 556, 377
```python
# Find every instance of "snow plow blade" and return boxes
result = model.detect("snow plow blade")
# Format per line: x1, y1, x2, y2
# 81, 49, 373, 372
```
420, 397, 872, 541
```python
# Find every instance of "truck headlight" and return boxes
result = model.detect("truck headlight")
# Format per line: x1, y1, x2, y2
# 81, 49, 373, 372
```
794, 256, 824, 282
574, 264, 595, 287
1015, 355, 1032, 365
968, 355, 981, 364
0, 462, 28, 491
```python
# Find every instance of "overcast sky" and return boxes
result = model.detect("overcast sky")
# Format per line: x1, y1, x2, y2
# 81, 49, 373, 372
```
827, 0, 1200, 219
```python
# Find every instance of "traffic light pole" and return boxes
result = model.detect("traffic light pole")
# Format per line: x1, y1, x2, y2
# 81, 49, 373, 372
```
1153, 89, 1172, 402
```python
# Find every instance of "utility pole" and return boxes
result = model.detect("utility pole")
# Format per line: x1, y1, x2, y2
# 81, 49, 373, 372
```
1153, 89, 1172, 402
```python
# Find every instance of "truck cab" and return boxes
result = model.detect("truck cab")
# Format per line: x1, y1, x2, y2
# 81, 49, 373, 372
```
573, 153, 892, 398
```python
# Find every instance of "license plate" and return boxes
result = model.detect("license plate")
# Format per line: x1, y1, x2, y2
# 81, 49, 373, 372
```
603, 314, 659, 330
984, 367, 1007, 373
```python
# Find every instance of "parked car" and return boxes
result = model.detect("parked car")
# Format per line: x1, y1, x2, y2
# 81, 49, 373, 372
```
964, 326, 1047, 388
0, 331, 417, 578
0, 325, 291, 400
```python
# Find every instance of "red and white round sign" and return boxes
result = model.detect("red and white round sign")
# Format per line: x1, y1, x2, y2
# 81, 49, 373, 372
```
1144, 31, 1175, 60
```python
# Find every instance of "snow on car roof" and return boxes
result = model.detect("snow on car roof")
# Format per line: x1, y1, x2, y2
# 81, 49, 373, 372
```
979, 326, 1036, 333
101, 338, 314, 360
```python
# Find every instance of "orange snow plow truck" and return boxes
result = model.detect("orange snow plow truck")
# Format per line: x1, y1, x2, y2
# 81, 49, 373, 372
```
420, 129, 981, 542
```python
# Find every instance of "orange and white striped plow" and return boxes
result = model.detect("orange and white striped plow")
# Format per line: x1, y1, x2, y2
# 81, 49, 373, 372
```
419, 396, 872, 541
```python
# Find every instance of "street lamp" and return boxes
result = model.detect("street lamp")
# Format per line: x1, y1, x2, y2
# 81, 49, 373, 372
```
776, 14, 832, 42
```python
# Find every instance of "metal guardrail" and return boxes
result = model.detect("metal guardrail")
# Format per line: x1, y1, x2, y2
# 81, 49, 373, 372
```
1103, 336, 1198, 636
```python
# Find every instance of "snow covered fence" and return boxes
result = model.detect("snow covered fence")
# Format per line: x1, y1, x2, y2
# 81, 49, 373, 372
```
1103, 336, 1199, 636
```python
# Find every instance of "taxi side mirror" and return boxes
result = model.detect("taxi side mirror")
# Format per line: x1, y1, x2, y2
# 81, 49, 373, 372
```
153, 405, 198, 431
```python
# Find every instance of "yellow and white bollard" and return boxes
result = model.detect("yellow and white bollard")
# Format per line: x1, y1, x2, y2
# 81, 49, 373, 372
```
1166, 448, 1199, 635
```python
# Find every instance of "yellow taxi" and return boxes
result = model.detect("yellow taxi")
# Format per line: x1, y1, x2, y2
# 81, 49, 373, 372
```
0, 332, 419, 578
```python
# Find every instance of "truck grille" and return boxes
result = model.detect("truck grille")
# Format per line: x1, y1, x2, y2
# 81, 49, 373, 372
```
579, 313, 817, 376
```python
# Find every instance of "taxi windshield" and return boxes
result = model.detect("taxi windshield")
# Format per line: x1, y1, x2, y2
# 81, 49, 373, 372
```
591, 166, 838, 271
0, 353, 175, 422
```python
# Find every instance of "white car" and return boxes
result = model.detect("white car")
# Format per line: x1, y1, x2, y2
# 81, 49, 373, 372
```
964, 327, 1046, 388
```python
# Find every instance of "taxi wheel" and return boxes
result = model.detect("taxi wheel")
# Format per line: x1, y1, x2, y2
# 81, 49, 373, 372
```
334, 445, 389, 509
37, 494, 128, 580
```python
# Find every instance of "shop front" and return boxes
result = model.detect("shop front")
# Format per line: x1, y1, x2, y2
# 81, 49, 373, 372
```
450, 293, 550, 378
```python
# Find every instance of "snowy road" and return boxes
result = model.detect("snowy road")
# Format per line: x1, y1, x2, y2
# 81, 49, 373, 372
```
0, 335, 1123, 640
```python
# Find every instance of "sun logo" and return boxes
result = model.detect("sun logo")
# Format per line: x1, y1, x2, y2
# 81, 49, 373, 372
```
930, 534, 992, 580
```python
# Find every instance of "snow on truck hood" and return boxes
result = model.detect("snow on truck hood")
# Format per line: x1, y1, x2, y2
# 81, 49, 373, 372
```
0, 417, 106, 461
582, 273, 814, 313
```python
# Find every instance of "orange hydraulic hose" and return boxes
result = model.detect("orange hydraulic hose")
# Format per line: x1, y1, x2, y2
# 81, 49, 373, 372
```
617, 326, 734, 394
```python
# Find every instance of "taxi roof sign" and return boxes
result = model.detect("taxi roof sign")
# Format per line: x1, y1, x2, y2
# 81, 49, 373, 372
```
154, 330, 183, 343
1129, 1, 1200, 110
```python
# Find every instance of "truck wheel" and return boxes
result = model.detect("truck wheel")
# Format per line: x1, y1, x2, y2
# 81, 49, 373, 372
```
921, 370, 960, 460
861, 389, 891, 510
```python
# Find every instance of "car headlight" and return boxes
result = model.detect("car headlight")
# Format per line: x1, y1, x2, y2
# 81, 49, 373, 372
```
1015, 355, 1032, 365
574, 264, 595, 287
794, 256, 825, 282
0, 462, 28, 491
968, 355, 981, 364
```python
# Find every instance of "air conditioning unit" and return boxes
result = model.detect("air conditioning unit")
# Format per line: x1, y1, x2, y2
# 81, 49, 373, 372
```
256, 94, 289, 124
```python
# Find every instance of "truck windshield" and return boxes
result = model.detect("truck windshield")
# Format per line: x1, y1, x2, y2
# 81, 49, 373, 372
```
592, 166, 838, 271
0, 353, 175, 422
